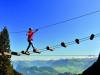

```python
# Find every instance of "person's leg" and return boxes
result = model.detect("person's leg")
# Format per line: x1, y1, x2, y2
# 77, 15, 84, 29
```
30, 41, 40, 53
31, 42, 35, 50
26, 40, 31, 52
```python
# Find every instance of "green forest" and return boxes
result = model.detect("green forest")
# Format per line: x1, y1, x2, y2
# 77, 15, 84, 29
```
0, 27, 22, 75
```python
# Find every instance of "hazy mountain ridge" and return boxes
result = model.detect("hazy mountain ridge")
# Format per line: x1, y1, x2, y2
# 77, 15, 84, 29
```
12, 58, 97, 75
81, 54, 100, 75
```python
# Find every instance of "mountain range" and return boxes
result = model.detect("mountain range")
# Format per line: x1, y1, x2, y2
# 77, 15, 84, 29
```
11, 57, 97, 75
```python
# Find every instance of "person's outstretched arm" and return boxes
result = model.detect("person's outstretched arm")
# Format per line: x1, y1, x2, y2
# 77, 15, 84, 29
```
34, 29, 39, 33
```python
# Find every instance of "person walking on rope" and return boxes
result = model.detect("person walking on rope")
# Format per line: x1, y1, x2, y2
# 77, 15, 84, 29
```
25, 28, 40, 54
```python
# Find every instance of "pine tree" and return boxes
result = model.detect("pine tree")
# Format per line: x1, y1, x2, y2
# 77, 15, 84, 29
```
0, 27, 22, 75
2, 27, 10, 52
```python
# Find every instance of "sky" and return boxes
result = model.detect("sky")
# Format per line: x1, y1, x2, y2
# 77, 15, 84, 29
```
0, 0, 100, 60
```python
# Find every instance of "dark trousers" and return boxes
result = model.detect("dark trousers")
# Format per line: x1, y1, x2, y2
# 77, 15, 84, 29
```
26, 39, 35, 51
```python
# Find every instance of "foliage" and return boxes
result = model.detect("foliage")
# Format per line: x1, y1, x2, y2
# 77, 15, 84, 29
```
0, 27, 22, 75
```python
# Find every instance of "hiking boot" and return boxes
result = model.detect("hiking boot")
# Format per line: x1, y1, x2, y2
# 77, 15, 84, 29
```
33, 49, 41, 54
25, 51, 30, 55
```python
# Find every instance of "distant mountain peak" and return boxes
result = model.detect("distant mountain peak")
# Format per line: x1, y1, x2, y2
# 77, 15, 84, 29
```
81, 53, 100, 75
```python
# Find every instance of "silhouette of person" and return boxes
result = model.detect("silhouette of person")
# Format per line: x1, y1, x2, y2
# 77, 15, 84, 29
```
25, 28, 40, 54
